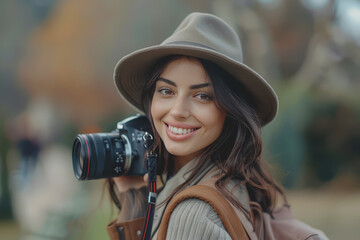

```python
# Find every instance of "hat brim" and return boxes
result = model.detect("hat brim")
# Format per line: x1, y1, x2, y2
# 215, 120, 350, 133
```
114, 43, 278, 126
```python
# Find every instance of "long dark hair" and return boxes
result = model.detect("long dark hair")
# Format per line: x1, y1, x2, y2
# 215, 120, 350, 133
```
141, 55, 286, 214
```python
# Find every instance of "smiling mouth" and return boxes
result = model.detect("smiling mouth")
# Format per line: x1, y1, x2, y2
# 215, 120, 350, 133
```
165, 123, 199, 135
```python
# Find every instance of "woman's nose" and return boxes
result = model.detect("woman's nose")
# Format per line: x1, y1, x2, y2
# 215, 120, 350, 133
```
169, 95, 190, 119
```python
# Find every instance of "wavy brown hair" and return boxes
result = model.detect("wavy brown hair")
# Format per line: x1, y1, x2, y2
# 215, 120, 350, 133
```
141, 55, 286, 215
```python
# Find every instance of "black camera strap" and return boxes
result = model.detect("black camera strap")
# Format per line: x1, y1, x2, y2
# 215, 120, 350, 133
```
141, 152, 157, 240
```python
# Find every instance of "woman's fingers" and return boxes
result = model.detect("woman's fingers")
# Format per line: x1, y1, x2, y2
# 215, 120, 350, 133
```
143, 173, 149, 183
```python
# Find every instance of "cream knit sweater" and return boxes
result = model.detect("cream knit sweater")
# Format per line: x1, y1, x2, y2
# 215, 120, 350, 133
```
151, 159, 233, 239
166, 198, 231, 239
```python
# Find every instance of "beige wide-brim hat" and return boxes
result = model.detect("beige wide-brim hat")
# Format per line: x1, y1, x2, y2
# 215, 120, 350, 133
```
114, 12, 278, 126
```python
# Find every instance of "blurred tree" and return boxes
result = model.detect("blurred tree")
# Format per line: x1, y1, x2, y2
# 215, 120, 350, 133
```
254, 0, 315, 79
304, 97, 360, 185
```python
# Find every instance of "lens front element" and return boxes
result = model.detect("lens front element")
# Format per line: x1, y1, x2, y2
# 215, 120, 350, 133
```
72, 135, 90, 180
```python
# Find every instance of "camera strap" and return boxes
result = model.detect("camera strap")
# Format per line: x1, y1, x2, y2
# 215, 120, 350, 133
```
141, 152, 157, 240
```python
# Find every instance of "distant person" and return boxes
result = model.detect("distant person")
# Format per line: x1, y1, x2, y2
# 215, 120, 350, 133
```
17, 137, 40, 180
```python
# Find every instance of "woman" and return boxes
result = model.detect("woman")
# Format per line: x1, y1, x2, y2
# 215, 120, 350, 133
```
106, 12, 325, 240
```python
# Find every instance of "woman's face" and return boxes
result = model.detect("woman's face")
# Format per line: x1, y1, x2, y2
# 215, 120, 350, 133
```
151, 57, 226, 170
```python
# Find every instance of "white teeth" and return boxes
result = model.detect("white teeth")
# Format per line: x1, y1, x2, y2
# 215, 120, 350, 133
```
168, 125, 196, 135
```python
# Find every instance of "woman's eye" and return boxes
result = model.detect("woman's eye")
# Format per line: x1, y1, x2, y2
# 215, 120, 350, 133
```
158, 88, 173, 96
195, 93, 212, 101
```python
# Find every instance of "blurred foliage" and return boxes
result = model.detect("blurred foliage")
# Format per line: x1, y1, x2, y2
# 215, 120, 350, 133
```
304, 95, 360, 184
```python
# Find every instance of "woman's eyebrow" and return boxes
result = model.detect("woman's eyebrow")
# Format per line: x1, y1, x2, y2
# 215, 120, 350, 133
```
189, 83, 210, 89
157, 77, 211, 89
157, 77, 176, 86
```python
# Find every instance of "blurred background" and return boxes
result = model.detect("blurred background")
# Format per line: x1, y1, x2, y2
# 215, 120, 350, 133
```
1, 0, 359, 239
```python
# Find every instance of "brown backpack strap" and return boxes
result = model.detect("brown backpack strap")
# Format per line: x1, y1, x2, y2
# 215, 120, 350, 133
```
107, 217, 145, 240
157, 185, 250, 240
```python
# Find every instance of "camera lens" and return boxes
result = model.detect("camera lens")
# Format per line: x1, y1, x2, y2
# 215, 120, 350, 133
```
72, 133, 134, 180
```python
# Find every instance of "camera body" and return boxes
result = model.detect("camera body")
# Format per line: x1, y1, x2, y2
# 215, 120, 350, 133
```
72, 115, 152, 180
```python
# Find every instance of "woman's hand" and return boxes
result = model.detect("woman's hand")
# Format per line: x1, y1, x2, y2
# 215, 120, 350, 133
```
113, 174, 148, 193
112, 174, 149, 222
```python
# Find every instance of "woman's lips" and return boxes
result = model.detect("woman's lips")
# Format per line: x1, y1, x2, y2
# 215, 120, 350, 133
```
164, 122, 199, 141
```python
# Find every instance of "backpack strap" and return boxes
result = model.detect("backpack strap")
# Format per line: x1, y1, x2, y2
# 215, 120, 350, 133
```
157, 184, 250, 240
107, 217, 145, 240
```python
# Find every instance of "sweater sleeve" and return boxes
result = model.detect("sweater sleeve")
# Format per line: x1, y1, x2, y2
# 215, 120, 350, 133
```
166, 198, 232, 240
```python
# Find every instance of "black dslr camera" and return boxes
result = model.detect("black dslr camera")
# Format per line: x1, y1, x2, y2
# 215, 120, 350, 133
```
72, 115, 153, 180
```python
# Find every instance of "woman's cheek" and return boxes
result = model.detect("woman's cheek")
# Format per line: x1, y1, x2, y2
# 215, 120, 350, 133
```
151, 98, 166, 131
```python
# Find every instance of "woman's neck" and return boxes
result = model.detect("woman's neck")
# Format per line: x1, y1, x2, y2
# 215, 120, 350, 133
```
172, 152, 200, 173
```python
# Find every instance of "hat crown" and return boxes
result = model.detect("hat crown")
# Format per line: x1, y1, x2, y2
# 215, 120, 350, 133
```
162, 12, 243, 62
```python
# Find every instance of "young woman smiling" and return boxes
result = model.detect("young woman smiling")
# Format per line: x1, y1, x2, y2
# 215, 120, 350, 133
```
151, 57, 226, 171
106, 12, 327, 240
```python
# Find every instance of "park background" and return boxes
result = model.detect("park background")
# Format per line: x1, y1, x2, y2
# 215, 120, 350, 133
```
1, 0, 359, 239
